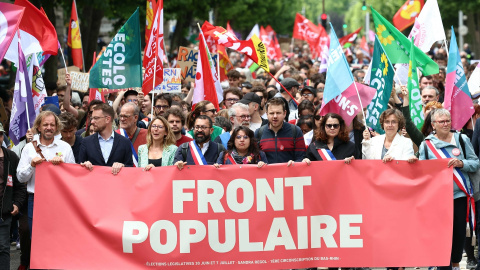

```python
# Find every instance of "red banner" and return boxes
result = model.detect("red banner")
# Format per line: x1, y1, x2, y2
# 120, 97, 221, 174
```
32, 161, 452, 269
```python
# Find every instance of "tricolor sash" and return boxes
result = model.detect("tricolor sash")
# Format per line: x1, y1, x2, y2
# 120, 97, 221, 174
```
189, 141, 208, 165
118, 128, 138, 167
317, 148, 336, 161
425, 139, 476, 232
225, 153, 237, 164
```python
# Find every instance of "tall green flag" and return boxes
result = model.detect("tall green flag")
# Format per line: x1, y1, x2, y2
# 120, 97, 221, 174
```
89, 8, 142, 89
371, 7, 439, 76
366, 35, 394, 134
408, 37, 424, 129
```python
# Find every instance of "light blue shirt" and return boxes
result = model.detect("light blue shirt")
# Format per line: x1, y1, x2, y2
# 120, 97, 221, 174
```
98, 131, 115, 163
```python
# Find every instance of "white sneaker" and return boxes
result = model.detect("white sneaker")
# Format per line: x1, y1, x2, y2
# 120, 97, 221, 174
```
16, 242, 20, 250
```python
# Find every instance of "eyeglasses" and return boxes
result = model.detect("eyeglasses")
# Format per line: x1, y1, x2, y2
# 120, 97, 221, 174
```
435, 120, 451, 125
314, 115, 321, 120
241, 83, 253, 89
155, 105, 169, 110
119, 114, 133, 119
235, 114, 251, 120
91, 116, 106, 121
384, 120, 398, 126
225, 98, 239, 103
326, 124, 340, 129
236, 135, 249, 140
151, 124, 164, 129
127, 99, 138, 103
302, 93, 313, 97
194, 125, 211, 130
204, 109, 217, 114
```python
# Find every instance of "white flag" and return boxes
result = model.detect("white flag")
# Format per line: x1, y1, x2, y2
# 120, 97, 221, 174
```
468, 64, 480, 99
246, 24, 260, 41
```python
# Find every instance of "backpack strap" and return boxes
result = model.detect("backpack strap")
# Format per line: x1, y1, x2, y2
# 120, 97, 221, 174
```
181, 142, 189, 161
32, 141, 45, 160
458, 134, 466, 159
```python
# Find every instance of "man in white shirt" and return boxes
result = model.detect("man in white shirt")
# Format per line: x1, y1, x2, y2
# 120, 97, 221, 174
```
17, 111, 75, 236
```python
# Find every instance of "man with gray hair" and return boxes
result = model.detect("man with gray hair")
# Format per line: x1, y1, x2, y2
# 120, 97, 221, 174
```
214, 103, 251, 148
421, 85, 440, 106
116, 102, 148, 157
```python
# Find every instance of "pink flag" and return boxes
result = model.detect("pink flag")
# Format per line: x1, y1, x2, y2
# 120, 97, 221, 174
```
0, 3, 24, 61
320, 82, 377, 125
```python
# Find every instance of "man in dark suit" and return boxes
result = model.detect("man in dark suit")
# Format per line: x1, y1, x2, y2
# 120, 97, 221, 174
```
78, 103, 133, 175
174, 115, 224, 169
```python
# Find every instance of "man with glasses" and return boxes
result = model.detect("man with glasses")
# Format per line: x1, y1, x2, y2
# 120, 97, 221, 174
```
239, 92, 267, 133
300, 86, 317, 105
154, 93, 172, 117
214, 103, 251, 148
222, 88, 243, 110
115, 103, 148, 165
78, 104, 133, 174
174, 115, 225, 169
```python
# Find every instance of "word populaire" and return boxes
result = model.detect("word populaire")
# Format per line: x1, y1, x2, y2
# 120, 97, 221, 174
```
122, 177, 363, 254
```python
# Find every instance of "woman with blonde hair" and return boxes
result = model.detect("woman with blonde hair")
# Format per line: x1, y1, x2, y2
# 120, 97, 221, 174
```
138, 116, 178, 170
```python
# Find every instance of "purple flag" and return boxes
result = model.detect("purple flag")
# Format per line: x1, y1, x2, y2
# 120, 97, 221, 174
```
9, 39, 35, 145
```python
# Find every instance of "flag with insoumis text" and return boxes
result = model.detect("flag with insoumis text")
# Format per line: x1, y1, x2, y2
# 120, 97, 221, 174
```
444, 26, 474, 131
142, 1, 164, 94
90, 8, 142, 90
407, 37, 424, 130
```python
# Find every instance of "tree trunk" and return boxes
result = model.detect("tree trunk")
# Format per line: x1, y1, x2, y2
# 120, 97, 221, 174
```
81, 6, 105, 70
40, 1, 58, 87
170, 10, 194, 54
466, 12, 480, 59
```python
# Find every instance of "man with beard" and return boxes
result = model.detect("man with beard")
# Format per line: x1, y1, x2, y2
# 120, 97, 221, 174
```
214, 103, 251, 148
173, 115, 225, 169
17, 111, 75, 237
164, 107, 193, 147
78, 103, 133, 174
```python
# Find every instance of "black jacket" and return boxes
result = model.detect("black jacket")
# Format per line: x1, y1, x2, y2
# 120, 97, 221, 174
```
306, 137, 360, 161
78, 132, 134, 167
1, 147, 26, 219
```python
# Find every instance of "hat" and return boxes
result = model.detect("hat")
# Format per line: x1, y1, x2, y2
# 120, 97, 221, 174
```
239, 92, 262, 105
281, 78, 301, 89
42, 104, 61, 116
301, 86, 317, 96
0, 123, 4, 133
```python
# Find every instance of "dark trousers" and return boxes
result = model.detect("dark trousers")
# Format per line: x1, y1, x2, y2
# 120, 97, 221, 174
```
18, 199, 30, 267
0, 215, 12, 270
439, 197, 468, 270
27, 194, 34, 238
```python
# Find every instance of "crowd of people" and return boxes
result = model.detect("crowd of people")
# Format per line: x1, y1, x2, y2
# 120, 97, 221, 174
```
0, 39, 479, 270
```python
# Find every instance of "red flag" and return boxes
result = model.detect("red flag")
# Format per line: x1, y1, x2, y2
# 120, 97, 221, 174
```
67, 0, 83, 70
266, 26, 283, 60
145, 0, 157, 44
338, 27, 362, 48
359, 36, 371, 58
293, 13, 320, 44
0, 3, 24, 61
142, 0, 164, 95
226, 21, 236, 38
14, 0, 58, 56
193, 32, 219, 110
313, 24, 329, 59
259, 26, 277, 61
217, 44, 233, 82
393, 0, 424, 32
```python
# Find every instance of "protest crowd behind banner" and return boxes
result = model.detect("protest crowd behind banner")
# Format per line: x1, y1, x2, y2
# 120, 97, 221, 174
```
0, 0, 479, 269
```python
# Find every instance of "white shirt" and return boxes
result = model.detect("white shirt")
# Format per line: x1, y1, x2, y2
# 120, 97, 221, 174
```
198, 141, 209, 155
17, 137, 76, 193
249, 122, 261, 133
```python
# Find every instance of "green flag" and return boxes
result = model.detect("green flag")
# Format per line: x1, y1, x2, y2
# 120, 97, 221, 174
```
407, 37, 424, 129
366, 35, 394, 134
89, 8, 142, 89
371, 7, 439, 76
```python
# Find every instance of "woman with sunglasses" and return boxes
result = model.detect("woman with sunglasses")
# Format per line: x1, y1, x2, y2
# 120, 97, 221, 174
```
419, 109, 479, 270
304, 113, 360, 163
362, 108, 416, 162
185, 100, 224, 141
138, 116, 178, 170
214, 126, 267, 167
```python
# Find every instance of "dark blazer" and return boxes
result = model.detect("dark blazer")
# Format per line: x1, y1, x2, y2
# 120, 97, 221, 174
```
306, 137, 359, 161
78, 132, 134, 167
173, 141, 223, 165
1, 147, 26, 217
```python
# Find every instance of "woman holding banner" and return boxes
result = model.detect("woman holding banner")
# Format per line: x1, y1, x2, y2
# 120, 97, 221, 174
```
419, 109, 479, 270
362, 108, 416, 162
304, 113, 359, 163
214, 126, 267, 167
138, 116, 178, 169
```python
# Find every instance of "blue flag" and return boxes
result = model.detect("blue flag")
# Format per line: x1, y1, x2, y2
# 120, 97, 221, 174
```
9, 40, 35, 145
322, 23, 355, 105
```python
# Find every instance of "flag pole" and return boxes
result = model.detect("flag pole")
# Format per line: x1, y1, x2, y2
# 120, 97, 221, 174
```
150, 9, 161, 118
74, 0, 86, 72
58, 45, 69, 75
443, 39, 449, 55
268, 72, 299, 106
290, 37, 294, 53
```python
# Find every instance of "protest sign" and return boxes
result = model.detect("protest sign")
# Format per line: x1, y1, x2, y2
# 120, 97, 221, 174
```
176, 46, 217, 82
57, 66, 79, 87
153, 68, 182, 93
32, 161, 452, 269
70, 71, 90, 92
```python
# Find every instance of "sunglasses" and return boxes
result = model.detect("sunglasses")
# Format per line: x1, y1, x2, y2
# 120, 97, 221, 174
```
314, 115, 321, 120
204, 109, 217, 114
326, 124, 340, 129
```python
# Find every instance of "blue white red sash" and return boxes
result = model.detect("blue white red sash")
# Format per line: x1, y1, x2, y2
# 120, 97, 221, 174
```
425, 140, 476, 231
317, 148, 336, 161
189, 141, 207, 165
119, 128, 138, 167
